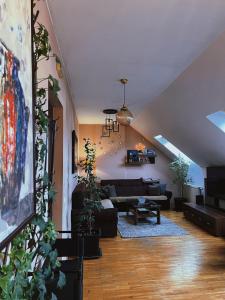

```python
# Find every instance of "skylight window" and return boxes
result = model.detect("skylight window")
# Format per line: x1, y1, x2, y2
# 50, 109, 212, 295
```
206, 111, 225, 133
154, 135, 191, 163
154, 135, 204, 188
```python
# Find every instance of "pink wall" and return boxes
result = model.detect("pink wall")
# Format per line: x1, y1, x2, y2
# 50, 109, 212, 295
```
79, 125, 177, 196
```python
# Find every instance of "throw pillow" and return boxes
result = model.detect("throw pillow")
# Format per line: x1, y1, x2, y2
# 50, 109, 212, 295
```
159, 183, 167, 195
147, 184, 161, 196
100, 185, 117, 199
100, 199, 114, 209
100, 186, 110, 199
107, 185, 117, 197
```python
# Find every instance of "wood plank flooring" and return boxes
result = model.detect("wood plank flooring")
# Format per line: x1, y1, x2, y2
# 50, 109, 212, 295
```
84, 211, 225, 300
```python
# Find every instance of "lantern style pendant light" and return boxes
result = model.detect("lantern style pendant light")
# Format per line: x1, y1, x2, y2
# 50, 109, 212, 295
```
116, 78, 134, 126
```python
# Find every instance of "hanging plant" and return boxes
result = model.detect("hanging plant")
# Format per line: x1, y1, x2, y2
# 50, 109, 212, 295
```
0, 1, 65, 299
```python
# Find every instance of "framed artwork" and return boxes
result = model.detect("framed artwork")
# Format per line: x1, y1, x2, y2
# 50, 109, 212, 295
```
101, 125, 110, 137
72, 130, 78, 173
0, 0, 35, 249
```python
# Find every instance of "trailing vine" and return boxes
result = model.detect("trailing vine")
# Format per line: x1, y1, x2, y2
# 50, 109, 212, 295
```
0, 1, 65, 299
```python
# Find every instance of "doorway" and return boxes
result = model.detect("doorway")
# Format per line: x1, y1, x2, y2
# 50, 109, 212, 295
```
48, 88, 63, 231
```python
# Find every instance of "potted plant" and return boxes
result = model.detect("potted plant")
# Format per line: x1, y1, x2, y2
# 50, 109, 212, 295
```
72, 138, 102, 258
169, 155, 192, 211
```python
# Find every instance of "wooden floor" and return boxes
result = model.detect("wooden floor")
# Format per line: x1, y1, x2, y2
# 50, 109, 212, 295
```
83, 211, 225, 300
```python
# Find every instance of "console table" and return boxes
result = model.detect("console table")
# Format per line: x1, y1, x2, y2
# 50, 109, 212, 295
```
183, 203, 225, 236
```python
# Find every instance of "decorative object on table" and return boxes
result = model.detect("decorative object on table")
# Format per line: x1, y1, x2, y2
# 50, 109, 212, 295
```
117, 212, 188, 238
101, 108, 119, 137
72, 130, 78, 173
0, 0, 35, 249
116, 78, 134, 126
169, 155, 191, 211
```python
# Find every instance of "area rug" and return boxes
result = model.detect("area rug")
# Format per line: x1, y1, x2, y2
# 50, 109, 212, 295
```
117, 212, 188, 238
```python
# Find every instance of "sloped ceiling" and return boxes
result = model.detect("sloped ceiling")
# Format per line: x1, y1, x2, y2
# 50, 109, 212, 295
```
133, 30, 225, 167
47, 0, 225, 166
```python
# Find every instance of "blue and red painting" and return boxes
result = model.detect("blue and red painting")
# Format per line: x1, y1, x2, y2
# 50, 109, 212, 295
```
0, 0, 34, 247
0, 41, 33, 243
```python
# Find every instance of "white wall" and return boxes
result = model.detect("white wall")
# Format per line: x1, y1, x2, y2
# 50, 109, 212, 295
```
79, 124, 178, 201
133, 29, 225, 169
36, 1, 78, 230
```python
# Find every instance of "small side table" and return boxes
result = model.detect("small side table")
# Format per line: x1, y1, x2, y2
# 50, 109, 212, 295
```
174, 197, 187, 212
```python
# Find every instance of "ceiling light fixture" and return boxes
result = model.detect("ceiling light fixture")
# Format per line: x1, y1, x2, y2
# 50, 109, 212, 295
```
102, 109, 119, 137
116, 78, 134, 126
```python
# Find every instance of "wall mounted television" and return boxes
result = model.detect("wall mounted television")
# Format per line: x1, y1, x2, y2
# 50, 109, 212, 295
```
206, 178, 225, 199
205, 167, 225, 210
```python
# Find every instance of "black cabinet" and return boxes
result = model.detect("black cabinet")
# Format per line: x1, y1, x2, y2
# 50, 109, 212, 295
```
174, 197, 187, 212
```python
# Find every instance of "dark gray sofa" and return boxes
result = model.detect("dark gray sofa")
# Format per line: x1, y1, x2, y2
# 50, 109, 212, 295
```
101, 178, 172, 210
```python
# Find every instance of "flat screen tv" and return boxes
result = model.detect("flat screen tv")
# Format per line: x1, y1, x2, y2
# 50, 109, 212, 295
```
206, 178, 225, 198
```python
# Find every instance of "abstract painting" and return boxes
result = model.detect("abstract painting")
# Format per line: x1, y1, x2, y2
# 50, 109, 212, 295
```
0, 0, 34, 248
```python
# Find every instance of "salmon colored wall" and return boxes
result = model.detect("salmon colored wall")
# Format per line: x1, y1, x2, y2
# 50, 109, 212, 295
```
79, 124, 177, 196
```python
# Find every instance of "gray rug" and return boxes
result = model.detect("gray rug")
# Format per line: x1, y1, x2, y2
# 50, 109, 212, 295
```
118, 212, 188, 238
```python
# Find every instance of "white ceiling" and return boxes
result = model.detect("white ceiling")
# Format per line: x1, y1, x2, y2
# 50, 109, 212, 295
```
47, 0, 225, 124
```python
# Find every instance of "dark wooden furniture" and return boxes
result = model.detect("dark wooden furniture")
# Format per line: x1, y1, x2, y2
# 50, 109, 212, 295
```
129, 200, 160, 225
174, 197, 187, 212
72, 185, 118, 238
50, 232, 84, 300
183, 203, 225, 236
101, 179, 172, 210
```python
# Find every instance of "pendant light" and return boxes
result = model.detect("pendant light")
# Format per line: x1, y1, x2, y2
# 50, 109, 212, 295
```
116, 78, 134, 126
102, 109, 120, 137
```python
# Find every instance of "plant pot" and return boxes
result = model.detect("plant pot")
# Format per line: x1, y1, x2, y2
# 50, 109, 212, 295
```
45, 258, 83, 300
74, 228, 102, 259
174, 197, 187, 212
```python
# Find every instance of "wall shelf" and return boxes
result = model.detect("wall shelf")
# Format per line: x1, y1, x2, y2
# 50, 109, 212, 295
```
126, 150, 156, 165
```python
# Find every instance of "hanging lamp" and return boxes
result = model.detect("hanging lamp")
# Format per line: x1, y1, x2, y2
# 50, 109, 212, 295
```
116, 78, 134, 126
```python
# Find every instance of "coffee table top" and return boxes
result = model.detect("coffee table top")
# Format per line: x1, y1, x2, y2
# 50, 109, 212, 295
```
132, 198, 160, 210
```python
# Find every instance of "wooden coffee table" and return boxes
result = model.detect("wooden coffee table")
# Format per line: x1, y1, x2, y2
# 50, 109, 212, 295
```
129, 200, 161, 225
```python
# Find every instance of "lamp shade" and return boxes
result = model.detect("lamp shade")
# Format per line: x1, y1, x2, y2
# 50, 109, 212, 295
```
116, 105, 134, 126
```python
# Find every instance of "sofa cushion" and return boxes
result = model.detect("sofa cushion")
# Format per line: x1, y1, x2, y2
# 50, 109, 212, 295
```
101, 178, 143, 187
159, 183, 167, 195
147, 184, 161, 196
101, 199, 114, 209
116, 185, 146, 196
100, 185, 117, 198
110, 195, 167, 203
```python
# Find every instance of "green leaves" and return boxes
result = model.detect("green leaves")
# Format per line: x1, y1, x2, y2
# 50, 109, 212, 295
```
33, 22, 51, 61
48, 75, 61, 95
77, 138, 102, 232
57, 271, 66, 289
0, 1, 66, 299
169, 155, 192, 197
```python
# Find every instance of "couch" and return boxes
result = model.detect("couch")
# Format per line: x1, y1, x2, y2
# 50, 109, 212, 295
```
71, 185, 118, 238
101, 178, 172, 210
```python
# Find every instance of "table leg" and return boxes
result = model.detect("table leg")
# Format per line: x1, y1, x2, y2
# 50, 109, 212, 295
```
157, 209, 160, 224
135, 214, 137, 225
